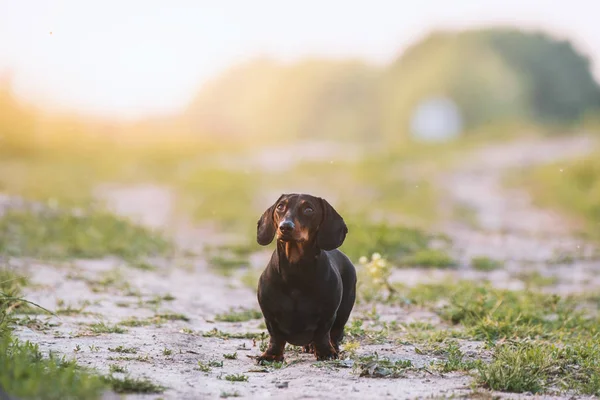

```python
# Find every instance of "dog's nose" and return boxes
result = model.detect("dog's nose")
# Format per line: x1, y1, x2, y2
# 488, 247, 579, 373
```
279, 220, 295, 232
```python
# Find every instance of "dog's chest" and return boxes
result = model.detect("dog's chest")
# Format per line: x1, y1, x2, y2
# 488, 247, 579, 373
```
274, 288, 320, 332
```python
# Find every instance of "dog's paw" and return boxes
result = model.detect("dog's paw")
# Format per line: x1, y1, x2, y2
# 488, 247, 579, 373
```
314, 347, 338, 361
302, 344, 314, 354
257, 352, 284, 364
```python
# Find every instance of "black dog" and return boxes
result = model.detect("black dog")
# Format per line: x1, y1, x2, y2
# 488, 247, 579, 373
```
256, 193, 356, 361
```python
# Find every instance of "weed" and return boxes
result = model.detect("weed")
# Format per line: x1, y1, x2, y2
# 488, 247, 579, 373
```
353, 353, 413, 378
108, 346, 138, 354
0, 205, 173, 261
471, 256, 504, 271
220, 390, 241, 398
434, 341, 480, 372
223, 352, 238, 360
401, 249, 457, 268
215, 308, 262, 322
109, 364, 127, 373
202, 328, 265, 340
88, 322, 127, 335
107, 355, 151, 362
0, 337, 106, 399
224, 374, 248, 382
103, 375, 165, 394
162, 348, 173, 356
155, 312, 190, 322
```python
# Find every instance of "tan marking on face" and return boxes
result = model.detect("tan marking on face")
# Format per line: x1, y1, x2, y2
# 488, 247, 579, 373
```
284, 242, 304, 264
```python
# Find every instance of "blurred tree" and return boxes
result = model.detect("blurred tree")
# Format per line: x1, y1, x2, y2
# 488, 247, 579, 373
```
384, 28, 600, 141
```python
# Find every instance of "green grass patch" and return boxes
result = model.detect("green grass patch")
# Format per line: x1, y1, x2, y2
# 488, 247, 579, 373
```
109, 364, 127, 373
108, 346, 137, 354
0, 205, 173, 261
0, 337, 107, 399
401, 248, 457, 268
1, 267, 110, 399
88, 322, 127, 335
478, 340, 600, 395
471, 256, 504, 271
353, 353, 413, 378
509, 154, 600, 238
214, 308, 262, 322
340, 220, 445, 263
102, 374, 165, 394
202, 328, 266, 340
223, 374, 248, 382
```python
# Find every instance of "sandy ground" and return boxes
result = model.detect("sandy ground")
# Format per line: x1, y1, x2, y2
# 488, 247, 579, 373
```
12, 135, 600, 399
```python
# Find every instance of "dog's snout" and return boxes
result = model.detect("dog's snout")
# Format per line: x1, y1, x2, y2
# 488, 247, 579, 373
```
279, 220, 295, 232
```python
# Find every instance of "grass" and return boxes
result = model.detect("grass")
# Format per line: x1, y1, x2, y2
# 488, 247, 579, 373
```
353, 354, 413, 378
102, 374, 165, 394
509, 153, 600, 239
0, 337, 107, 399
434, 341, 480, 372
223, 374, 248, 382
1, 267, 109, 399
109, 364, 127, 373
471, 256, 504, 271
340, 220, 444, 263
0, 205, 173, 261
223, 352, 237, 360
201, 328, 266, 340
155, 312, 190, 322
214, 308, 262, 322
477, 340, 600, 395
88, 322, 127, 335
108, 346, 138, 354
401, 248, 457, 268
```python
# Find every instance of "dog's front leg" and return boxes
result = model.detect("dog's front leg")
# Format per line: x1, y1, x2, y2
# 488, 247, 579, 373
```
257, 320, 286, 364
312, 317, 338, 361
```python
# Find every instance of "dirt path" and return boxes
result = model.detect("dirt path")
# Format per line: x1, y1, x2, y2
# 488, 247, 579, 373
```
393, 135, 600, 293
13, 135, 600, 399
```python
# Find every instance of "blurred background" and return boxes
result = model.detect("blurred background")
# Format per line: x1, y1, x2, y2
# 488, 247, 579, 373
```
2, 0, 600, 243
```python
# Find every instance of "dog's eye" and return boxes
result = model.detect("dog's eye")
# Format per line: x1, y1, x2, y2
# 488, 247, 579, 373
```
276, 203, 285, 211
304, 207, 314, 214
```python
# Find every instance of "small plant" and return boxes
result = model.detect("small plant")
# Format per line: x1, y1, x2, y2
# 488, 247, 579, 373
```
197, 361, 211, 373
73, 344, 81, 353
342, 340, 360, 358
109, 364, 127, 373
215, 308, 262, 322
471, 256, 503, 271
220, 390, 241, 398
108, 346, 138, 354
434, 341, 479, 372
477, 344, 554, 393
89, 344, 100, 352
223, 352, 237, 360
155, 312, 189, 322
357, 253, 395, 301
162, 348, 173, 356
224, 374, 248, 382
402, 249, 457, 268
103, 375, 165, 394
353, 354, 413, 378
89, 322, 127, 335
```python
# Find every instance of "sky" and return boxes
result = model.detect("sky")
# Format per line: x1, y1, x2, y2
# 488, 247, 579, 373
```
1, 0, 599, 120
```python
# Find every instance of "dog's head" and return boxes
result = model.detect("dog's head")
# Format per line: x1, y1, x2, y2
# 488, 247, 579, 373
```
256, 193, 348, 251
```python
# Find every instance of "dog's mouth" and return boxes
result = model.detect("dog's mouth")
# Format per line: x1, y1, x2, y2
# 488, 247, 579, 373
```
277, 231, 296, 242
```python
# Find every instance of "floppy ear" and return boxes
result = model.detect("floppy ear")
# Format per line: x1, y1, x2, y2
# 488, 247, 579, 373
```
317, 198, 348, 250
257, 195, 284, 246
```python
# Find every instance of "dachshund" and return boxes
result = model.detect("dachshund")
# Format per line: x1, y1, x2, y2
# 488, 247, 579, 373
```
255, 193, 356, 362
